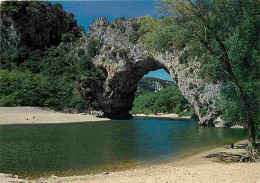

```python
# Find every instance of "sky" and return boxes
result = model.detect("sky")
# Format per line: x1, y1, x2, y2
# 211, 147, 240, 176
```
50, 1, 173, 81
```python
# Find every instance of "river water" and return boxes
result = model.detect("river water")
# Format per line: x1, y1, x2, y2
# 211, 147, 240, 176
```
0, 117, 247, 178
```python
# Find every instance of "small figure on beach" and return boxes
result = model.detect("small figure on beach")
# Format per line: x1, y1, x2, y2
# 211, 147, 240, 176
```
25, 116, 36, 123
32, 116, 36, 123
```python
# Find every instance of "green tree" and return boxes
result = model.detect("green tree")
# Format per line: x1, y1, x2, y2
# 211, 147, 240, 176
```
132, 92, 158, 114
132, 85, 195, 117
138, 16, 175, 52
159, 0, 260, 147
0, 37, 105, 111
0, 70, 49, 107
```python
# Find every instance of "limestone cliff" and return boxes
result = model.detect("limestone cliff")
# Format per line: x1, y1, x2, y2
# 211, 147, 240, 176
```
137, 77, 174, 95
81, 17, 222, 125
0, 1, 84, 63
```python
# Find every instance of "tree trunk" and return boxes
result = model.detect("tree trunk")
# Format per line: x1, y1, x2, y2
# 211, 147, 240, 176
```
248, 120, 256, 148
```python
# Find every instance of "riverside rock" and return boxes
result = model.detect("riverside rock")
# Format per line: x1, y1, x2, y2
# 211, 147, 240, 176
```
81, 17, 223, 126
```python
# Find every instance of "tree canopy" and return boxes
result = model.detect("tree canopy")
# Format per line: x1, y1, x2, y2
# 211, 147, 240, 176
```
154, 0, 260, 147
0, 36, 105, 111
132, 85, 196, 119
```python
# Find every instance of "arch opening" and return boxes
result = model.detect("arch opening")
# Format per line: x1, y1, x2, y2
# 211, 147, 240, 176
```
131, 69, 196, 119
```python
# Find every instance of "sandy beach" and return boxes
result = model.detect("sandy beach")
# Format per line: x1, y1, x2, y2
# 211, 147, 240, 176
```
0, 107, 110, 125
1, 140, 259, 183
134, 113, 191, 119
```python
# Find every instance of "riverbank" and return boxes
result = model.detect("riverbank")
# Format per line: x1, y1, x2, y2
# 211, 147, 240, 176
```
134, 113, 191, 119
0, 107, 110, 125
1, 140, 259, 183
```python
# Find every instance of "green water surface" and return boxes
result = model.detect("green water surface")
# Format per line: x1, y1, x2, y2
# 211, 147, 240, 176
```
0, 117, 248, 178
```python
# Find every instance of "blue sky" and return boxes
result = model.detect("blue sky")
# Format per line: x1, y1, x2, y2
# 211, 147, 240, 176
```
51, 1, 173, 81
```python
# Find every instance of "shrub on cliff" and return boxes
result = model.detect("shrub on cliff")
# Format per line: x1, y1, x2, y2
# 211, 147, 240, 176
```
128, 32, 139, 44
61, 34, 76, 43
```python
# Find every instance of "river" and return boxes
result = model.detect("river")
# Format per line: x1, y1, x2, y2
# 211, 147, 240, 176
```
0, 117, 247, 178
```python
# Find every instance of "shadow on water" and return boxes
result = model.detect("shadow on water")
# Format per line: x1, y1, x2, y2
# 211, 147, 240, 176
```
0, 118, 247, 178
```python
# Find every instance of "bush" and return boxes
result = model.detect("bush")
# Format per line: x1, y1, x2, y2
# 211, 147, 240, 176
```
67, 12, 75, 20
0, 95, 15, 107
0, 1, 25, 16
0, 70, 48, 107
61, 33, 76, 43
128, 32, 139, 44
88, 38, 103, 57
131, 21, 140, 31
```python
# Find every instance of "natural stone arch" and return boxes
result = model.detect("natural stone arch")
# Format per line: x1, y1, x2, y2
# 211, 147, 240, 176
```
92, 56, 168, 119
82, 17, 222, 126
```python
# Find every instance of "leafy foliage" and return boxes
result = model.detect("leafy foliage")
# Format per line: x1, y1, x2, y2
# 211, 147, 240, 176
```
0, 70, 80, 110
132, 85, 196, 118
0, 1, 33, 16
159, 0, 260, 145
61, 33, 76, 43
128, 32, 139, 44
138, 16, 175, 52
0, 38, 105, 111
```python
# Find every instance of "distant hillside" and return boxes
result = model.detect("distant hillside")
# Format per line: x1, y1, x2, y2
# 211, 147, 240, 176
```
136, 77, 174, 96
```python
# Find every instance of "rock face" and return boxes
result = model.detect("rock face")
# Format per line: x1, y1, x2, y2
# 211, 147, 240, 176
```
82, 17, 222, 125
137, 77, 173, 94
0, 1, 84, 60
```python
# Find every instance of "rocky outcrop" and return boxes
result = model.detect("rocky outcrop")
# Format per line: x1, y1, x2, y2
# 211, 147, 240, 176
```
0, 1, 84, 61
81, 17, 222, 125
137, 77, 173, 95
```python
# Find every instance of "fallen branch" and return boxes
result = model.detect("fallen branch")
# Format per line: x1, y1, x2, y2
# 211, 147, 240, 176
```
239, 146, 259, 162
